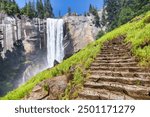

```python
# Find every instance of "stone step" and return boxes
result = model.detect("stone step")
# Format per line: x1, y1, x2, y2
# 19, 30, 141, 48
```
104, 42, 126, 44
93, 58, 136, 63
84, 81, 150, 99
76, 97, 91, 100
102, 46, 127, 50
97, 52, 131, 56
101, 51, 130, 54
101, 48, 128, 52
90, 70, 150, 78
90, 66, 149, 72
89, 75, 150, 86
78, 88, 134, 100
97, 54, 131, 58
103, 44, 127, 48
95, 56, 133, 60
91, 62, 137, 67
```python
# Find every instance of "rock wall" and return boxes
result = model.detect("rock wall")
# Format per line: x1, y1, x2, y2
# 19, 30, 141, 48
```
63, 10, 105, 56
0, 14, 47, 96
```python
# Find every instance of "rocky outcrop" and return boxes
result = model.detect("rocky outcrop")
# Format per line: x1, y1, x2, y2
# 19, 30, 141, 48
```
63, 10, 105, 55
0, 14, 47, 96
0, 14, 46, 56
25, 75, 70, 100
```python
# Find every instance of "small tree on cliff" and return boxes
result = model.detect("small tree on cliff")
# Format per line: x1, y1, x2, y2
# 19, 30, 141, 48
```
89, 4, 100, 27
68, 7, 71, 16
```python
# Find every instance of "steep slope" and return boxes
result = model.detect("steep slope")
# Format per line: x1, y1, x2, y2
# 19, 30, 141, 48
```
1, 11, 150, 100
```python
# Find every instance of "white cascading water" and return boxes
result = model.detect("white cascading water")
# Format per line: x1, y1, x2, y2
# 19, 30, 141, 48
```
46, 18, 64, 68
21, 18, 64, 84
5, 24, 14, 52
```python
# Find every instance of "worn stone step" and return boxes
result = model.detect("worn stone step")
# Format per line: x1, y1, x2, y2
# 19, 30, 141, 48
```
101, 51, 130, 54
91, 62, 137, 67
103, 44, 127, 48
90, 70, 150, 78
102, 46, 127, 50
101, 48, 130, 52
90, 66, 149, 72
104, 42, 125, 45
93, 58, 136, 63
95, 56, 133, 60
97, 53, 131, 58
97, 52, 131, 56
78, 88, 134, 100
76, 97, 91, 100
84, 81, 150, 99
89, 75, 150, 86
102, 48, 128, 52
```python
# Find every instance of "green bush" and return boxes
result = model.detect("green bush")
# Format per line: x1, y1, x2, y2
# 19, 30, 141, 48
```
96, 30, 105, 40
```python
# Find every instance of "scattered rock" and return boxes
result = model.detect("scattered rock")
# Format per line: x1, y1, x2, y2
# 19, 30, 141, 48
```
54, 60, 59, 66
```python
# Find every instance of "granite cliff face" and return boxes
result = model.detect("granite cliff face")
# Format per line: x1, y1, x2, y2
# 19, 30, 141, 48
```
0, 14, 46, 56
63, 10, 105, 56
0, 14, 47, 96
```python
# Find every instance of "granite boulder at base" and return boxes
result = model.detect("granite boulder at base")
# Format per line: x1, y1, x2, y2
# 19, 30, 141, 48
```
24, 75, 69, 100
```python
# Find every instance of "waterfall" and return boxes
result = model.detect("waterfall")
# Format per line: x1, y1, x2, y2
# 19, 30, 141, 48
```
20, 18, 64, 84
5, 24, 14, 52
46, 18, 64, 68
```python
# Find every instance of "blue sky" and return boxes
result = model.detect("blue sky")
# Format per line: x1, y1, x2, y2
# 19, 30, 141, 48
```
16, 0, 104, 16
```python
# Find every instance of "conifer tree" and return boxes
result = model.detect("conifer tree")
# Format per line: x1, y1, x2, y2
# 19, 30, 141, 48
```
68, 7, 71, 16
44, 0, 54, 18
103, 0, 150, 31
36, 0, 44, 18
89, 4, 100, 27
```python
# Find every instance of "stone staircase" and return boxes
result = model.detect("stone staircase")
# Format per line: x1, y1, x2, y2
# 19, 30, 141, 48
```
78, 37, 150, 100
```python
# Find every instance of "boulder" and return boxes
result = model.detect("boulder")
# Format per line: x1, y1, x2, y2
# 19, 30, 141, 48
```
25, 75, 69, 100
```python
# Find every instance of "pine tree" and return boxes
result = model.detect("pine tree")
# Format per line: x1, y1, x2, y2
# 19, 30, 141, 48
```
20, 2, 27, 16
36, 0, 44, 18
31, 0, 37, 17
0, 0, 20, 15
89, 4, 93, 13
44, 0, 54, 18
103, 0, 150, 31
88, 4, 100, 27
11, 0, 20, 15
68, 7, 71, 16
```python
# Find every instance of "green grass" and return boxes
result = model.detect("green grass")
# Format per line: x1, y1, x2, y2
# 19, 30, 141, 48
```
125, 11, 150, 66
1, 11, 150, 100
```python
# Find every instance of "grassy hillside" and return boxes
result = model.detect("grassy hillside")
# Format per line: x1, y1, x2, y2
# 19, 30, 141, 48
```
1, 11, 150, 100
